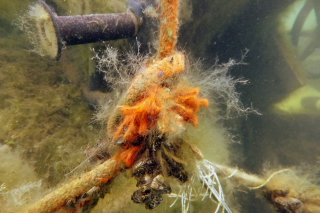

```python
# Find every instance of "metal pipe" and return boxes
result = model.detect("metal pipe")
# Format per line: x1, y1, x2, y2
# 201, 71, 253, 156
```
36, 1, 142, 60
55, 13, 138, 46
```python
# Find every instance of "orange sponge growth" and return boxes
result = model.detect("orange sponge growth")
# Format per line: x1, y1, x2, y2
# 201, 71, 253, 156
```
113, 85, 209, 144
114, 86, 163, 143
173, 87, 209, 126
115, 145, 144, 167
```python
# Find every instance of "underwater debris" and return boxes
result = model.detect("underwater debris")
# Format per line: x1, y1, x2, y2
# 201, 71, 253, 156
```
19, 0, 320, 213
24, 0, 233, 212
21, 0, 251, 211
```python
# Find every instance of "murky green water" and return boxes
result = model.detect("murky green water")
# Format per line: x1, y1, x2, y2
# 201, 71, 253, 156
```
1, 0, 320, 212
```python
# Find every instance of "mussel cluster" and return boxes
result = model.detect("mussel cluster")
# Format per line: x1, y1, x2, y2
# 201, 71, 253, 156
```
131, 138, 189, 209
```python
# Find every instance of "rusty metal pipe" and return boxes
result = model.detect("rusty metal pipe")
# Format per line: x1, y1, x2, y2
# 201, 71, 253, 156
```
37, 1, 142, 60
55, 13, 138, 46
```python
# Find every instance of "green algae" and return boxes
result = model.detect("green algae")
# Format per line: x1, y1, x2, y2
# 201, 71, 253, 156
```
0, 1, 131, 210
0, 26, 100, 188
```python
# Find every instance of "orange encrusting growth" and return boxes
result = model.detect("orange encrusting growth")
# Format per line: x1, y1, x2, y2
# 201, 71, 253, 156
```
113, 85, 209, 145
115, 87, 162, 143
115, 145, 144, 167
173, 87, 209, 126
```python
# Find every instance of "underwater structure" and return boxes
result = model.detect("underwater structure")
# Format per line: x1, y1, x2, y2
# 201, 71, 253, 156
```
1, 0, 320, 213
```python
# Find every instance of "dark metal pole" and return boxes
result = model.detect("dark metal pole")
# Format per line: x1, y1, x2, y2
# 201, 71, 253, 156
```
56, 13, 138, 46
37, 1, 141, 60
